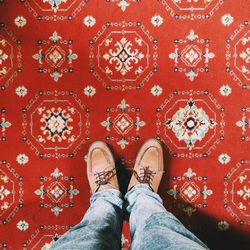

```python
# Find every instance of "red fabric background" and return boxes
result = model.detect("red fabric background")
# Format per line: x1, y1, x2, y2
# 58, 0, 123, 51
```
0, 0, 250, 249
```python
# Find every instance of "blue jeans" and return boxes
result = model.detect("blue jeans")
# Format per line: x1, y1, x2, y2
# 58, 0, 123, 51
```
50, 184, 209, 250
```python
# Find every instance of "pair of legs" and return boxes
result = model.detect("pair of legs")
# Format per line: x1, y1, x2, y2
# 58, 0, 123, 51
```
50, 139, 209, 250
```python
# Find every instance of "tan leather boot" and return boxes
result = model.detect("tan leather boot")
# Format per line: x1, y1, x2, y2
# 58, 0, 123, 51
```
87, 141, 119, 193
128, 139, 164, 193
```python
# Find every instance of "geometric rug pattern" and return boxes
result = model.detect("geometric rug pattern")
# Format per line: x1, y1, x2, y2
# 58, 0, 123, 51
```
0, 1, 250, 249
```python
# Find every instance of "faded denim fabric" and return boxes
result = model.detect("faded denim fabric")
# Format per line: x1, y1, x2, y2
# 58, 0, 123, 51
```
50, 184, 208, 250
126, 184, 209, 250
50, 189, 123, 250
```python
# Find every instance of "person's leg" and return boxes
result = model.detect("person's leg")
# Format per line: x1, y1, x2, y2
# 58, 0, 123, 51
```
50, 141, 123, 250
126, 139, 209, 250
126, 184, 208, 250
50, 188, 123, 250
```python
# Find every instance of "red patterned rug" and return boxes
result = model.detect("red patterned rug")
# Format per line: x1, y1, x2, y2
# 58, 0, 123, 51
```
0, 0, 250, 249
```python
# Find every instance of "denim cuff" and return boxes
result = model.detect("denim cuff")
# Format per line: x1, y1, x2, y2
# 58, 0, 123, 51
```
90, 188, 124, 210
125, 184, 162, 200
125, 184, 163, 213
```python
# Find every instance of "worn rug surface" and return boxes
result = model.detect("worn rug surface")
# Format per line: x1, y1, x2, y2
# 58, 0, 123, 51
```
0, 0, 250, 249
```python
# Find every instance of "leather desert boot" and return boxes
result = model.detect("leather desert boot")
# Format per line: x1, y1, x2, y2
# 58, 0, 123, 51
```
87, 141, 119, 193
128, 139, 164, 193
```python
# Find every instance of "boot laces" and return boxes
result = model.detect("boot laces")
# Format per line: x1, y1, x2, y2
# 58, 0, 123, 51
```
94, 168, 116, 192
133, 166, 156, 189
